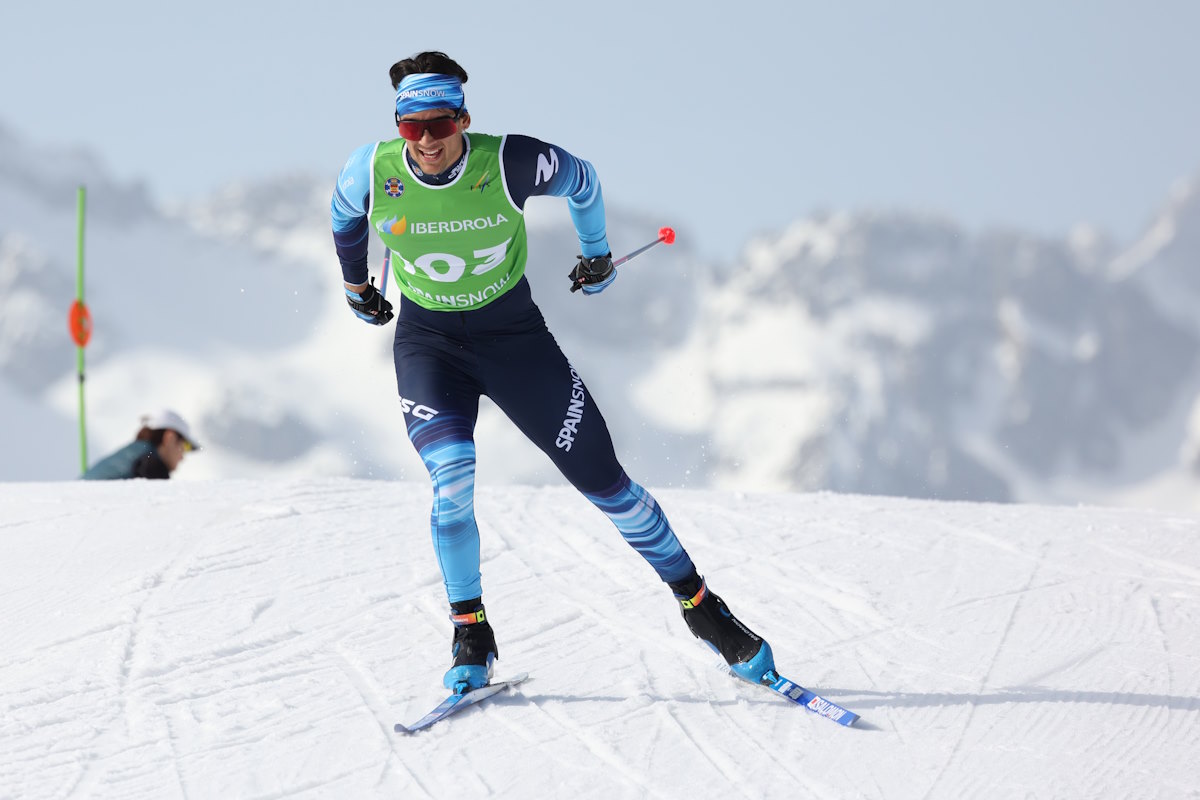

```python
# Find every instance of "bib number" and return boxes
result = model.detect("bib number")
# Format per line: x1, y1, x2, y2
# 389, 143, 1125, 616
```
400, 239, 511, 283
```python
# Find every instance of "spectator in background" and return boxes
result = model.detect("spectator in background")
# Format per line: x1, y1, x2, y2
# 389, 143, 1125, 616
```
81, 409, 199, 480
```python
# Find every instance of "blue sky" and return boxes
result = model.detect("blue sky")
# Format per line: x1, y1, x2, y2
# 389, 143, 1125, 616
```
2, 0, 1197, 262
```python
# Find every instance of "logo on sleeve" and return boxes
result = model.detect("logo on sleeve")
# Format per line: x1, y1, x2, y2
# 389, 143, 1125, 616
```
535, 150, 559, 187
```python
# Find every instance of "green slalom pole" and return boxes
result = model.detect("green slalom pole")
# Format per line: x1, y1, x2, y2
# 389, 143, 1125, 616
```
75, 186, 88, 473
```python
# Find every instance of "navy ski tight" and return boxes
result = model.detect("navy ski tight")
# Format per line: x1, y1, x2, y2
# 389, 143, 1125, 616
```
392, 278, 695, 602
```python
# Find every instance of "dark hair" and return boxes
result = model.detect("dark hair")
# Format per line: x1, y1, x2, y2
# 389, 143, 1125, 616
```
389, 51, 468, 90
136, 426, 169, 447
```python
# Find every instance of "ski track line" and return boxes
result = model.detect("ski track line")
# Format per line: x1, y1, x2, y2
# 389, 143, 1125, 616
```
549, 569, 736, 671
513, 517, 742, 672
472, 498, 767, 678
1015, 644, 1111, 687
655, 702, 755, 800
56, 757, 93, 800
247, 766, 372, 800
481, 510, 720, 668
140, 579, 428, 692
97, 541, 204, 799
112, 526, 273, 700
921, 514, 1039, 562
160, 709, 192, 800
0, 510, 81, 531
58, 527, 345, 800
556, 521, 642, 592
1089, 541, 1200, 585
179, 555, 274, 580
944, 577, 1076, 610
487, 703, 610, 794
815, 617, 947, 657
491, 499, 636, 596
519, 694, 673, 799
1147, 595, 1175, 698
662, 693, 836, 800
249, 598, 275, 626
748, 540, 893, 651
4, 620, 129, 674
494, 507, 856, 738
0, 686, 115, 796
332, 648, 432, 799
132, 628, 308, 684
130, 577, 417, 704
920, 541, 1047, 800
118, 564, 167, 730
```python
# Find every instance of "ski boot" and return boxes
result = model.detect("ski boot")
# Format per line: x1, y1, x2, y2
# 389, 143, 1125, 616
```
669, 570, 775, 684
443, 598, 498, 694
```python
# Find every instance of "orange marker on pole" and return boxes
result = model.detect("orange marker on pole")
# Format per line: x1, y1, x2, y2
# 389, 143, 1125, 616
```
68, 300, 92, 347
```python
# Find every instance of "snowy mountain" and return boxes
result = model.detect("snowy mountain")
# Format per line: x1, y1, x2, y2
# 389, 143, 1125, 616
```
2, 479, 1198, 798
653, 203, 1200, 506
2, 121, 1199, 511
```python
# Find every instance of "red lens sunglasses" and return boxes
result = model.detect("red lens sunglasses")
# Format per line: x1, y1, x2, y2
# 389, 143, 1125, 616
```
395, 110, 463, 142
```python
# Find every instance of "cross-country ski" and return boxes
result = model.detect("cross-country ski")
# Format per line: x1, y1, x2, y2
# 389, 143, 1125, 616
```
395, 674, 529, 734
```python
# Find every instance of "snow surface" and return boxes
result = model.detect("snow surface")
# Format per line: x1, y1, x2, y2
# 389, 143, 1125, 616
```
2, 479, 1198, 799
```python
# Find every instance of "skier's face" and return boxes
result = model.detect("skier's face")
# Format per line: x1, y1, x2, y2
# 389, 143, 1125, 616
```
159, 429, 190, 472
400, 107, 469, 176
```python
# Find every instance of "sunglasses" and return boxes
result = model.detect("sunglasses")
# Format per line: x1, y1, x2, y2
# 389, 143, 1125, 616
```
167, 430, 194, 452
395, 111, 462, 142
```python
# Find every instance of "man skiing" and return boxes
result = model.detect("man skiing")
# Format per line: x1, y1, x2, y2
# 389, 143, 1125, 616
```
331, 51, 774, 693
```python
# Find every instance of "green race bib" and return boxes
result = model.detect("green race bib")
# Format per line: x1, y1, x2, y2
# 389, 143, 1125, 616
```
370, 133, 527, 311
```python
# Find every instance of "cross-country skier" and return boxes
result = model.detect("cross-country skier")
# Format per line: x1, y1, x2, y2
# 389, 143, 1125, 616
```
331, 51, 775, 693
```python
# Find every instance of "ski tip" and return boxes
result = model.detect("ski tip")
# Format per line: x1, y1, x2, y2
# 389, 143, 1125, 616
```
393, 723, 412, 734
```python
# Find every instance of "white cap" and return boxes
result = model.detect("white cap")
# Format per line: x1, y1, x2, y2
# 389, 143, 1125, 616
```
142, 409, 199, 449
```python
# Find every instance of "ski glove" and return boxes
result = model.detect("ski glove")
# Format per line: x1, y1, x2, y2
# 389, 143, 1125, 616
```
345, 279, 394, 325
568, 252, 616, 295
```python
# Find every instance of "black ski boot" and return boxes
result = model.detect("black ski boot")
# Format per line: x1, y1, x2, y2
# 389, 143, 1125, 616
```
443, 598, 498, 693
668, 571, 775, 684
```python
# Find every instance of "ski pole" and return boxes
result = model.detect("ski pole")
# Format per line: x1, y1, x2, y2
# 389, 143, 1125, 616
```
571, 227, 676, 292
72, 185, 91, 473
379, 250, 390, 297
612, 226, 676, 268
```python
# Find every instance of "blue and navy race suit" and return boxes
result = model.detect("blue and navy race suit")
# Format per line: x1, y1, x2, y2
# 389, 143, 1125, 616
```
332, 133, 695, 603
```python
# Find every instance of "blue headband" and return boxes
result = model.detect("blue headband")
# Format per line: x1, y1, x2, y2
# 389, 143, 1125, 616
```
395, 73, 467, 117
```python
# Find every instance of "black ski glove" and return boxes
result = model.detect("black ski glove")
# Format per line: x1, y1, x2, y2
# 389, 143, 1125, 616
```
568, 252, 616, 294
345, 278, 394, 325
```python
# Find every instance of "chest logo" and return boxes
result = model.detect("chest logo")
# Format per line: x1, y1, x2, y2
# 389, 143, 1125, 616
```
384, 177, 404, 198
377, 216, 407, 236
